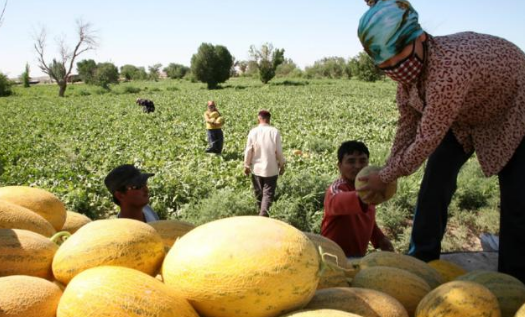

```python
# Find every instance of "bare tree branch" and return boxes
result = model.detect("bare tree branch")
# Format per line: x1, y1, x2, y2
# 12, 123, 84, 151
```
0, 0, 8, 28
33, 19, 97, 97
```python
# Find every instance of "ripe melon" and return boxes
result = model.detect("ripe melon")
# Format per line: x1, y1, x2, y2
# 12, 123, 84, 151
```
57, 266, 198, 317
60, 211, 92, 234
427, 259, 466, 282
0, 186, 66, 231
0, 275, 62, 317
305, 287, 409, 317
516, 303, 525, 317
281, 309, 363, 317
0, 199, 56, 237
52, 218, 165, 284
415, 280, 501, 317
148, 219, 196, 249
0, 229, 58, 279
304, 232, 350, 289
352, 266, 431, 317
456, 270, 525, 317
359, 251, 444, 289
162, 216, 321, 317
354, 166, 397, 205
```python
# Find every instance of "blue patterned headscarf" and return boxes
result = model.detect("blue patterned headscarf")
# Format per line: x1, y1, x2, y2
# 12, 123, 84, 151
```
358, 0, 424, 65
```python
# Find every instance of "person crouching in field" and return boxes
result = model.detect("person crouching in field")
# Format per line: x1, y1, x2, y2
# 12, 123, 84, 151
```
136, 98, 155, 113
104, 164, 160, 223
321, 141, 394, 258
203, 100, 224, 154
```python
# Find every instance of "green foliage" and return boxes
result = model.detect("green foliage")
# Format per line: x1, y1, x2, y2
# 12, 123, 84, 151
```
0, 72, 12, 96
349, 52, 383, 82
115, 85, 141, 94
275, 59, 301, 78
148, 63, 162, 82
305, 57, 348, 79
164, 63, 190, 79
94, 62, 119, 89
48, 59, 67, 83
249, 43, 285, 84
77, 59, 97, 84
20, 63, 31, 88
191, 43, 233, 89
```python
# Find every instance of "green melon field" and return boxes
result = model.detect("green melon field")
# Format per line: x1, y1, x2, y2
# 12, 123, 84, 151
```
0, 78, 500, 252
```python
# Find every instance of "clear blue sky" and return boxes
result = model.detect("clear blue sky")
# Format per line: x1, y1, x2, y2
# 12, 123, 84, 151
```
1, 0, 524, 78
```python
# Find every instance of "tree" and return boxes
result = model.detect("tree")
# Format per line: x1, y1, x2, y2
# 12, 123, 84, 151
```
305, 57, 348, 79
249, 43, 285, 84
191, 43, 233, 89
0, 0, 7, 28
350, 52, 383, 82
19, 63, 30, 88
0, 72, 12, 96
163, 63, 189, 79
34, 20, 97, 97
94, 62, 119, 89
275, 58, 300, 78
76, 59, 97, 84
148, 63, 162, 82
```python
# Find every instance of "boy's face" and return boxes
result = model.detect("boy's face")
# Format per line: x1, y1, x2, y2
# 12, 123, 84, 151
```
338, 151, 369, 183
116, 182, 150, 207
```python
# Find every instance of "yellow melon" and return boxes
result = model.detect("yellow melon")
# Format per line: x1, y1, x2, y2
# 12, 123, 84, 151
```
427, 259, 466, 282
415, 280, 501, 317
0, 199, 56, 237
0, 275, 62, 317
0, 228, 58, 279
0, 186, 66, 231
281, 309, 363, 317
305, 287, 409, 317
354, 166, 397, 205
162, 216, 320, 317
149, 219, 196, 249
352, 266, 431, 316
346, 257, 361, 279
60, 211, 92, 234
52, 218, 165, 284
304, 232, 351, 289
57, 266, 198, 317
516, 303, 525, 317
456, 270, 525, 317
359, 251, 444, 289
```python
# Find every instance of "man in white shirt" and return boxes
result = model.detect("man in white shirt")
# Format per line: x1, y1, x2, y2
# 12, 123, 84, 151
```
104, 164, 160, 223
244, 110, 286, 217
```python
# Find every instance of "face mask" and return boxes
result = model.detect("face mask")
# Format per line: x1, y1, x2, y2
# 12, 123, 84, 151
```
381, 41, 424, 85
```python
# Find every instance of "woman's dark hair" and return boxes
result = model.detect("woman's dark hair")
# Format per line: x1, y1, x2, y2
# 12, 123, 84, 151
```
337, 140, 370, 163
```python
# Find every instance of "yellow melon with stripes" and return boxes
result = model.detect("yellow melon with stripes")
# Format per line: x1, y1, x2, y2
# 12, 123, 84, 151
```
305, 287, 409, 317
0, 275, 62, 317
0, 199, 56, 237
162, 216, 320, 317
0, 229, 58, 279
60, 211, 92, 234
57, 266, 198, 317
0, 186, 66, 231
456, 271, 525, 317
52, 218, 165, 284
148, 219, 196, 249
427, 259, 466, 282
415, 280, 501, 317
281, 309, 363, 317
352, 266, 431, 316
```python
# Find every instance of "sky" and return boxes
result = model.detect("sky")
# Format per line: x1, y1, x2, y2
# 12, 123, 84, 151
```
1, 0, 524, 78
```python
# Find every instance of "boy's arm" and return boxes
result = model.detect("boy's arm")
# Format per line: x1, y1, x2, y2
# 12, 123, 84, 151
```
370, 222, 394, 251
325, 187, 365, 216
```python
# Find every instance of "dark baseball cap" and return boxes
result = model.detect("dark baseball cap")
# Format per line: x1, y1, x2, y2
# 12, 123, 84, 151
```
104, 164, 154, 193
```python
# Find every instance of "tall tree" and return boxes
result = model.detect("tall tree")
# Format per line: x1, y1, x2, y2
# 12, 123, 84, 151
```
249, 43, 285, 84
76, 59, 97, 84
191, 43, 233, 89
148, 63, 162, 82
19, 63, 31, 88
0, 0, 7, 28
34, 20, 97, 97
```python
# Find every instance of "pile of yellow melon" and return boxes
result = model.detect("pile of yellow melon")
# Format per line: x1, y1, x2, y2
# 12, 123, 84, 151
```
1, 185, 525, 317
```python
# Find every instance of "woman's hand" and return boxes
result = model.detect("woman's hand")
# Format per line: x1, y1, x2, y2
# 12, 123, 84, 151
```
378, 236, 395, 252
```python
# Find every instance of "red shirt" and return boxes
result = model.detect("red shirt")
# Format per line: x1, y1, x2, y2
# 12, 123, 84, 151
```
321, 178, 385, 257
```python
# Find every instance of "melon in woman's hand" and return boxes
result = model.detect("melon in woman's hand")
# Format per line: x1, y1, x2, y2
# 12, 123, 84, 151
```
355, 166, 397, 205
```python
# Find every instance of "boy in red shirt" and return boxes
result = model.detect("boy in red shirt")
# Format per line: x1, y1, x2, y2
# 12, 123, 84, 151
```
321, 140, 394, 257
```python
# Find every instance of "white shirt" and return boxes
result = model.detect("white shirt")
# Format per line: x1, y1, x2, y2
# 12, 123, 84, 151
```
117, 205, 159, 223
244, 123, 286, 177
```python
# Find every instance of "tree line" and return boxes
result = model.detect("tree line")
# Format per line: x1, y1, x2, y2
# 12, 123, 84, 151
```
0, 19, 383, 97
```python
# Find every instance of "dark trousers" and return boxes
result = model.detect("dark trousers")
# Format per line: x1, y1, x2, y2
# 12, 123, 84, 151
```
251, 174, 278, 217
408, 130, 525, 283
206, 129, 223, 154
